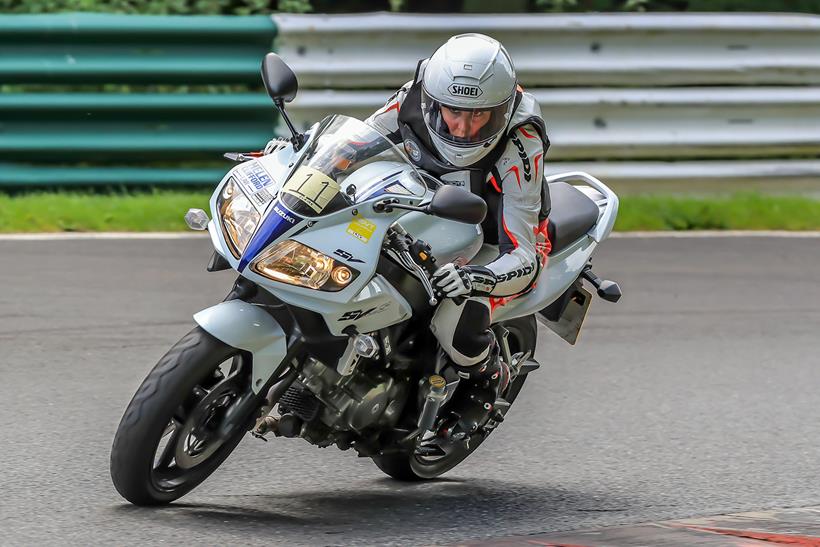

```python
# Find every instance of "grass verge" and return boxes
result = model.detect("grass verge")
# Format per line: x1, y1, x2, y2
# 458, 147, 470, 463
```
0, 191, 210, 232
615, 193, 820, 231
0, 191, 818, 232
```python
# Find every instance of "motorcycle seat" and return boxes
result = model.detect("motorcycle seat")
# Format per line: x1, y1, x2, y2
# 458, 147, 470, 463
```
547, 182, 600, 255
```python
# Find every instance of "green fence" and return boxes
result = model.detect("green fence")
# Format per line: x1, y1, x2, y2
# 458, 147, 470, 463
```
0, 13, 279, 187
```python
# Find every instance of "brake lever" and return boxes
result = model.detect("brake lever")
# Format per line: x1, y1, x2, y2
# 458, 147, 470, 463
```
388, 225, 443, 306
398, 250, 438, 306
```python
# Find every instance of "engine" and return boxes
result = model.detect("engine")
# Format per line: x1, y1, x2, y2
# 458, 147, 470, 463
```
283, 355, 407, 442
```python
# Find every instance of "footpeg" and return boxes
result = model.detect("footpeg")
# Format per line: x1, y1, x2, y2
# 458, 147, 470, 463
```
581, 267, 622, 303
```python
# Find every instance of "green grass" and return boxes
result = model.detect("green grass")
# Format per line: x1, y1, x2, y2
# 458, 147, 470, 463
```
0, 190, 210, 232
0, 190, 819, 233
614, 193, 820, 231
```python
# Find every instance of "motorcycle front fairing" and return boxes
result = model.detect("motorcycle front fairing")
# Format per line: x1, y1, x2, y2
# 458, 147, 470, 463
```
195, 116, 446, 388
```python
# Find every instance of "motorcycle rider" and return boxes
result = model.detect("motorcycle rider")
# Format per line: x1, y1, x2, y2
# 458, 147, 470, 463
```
365, 34, 552, 433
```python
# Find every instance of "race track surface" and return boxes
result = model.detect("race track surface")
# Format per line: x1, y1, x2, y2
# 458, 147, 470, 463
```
1, 236, 818, 546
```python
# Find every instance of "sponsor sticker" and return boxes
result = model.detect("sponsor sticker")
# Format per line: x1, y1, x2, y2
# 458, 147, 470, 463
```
346, 217, 377, 243
250, 189, 273, 207
234, 163, 276, 210
237, 162, 273, 192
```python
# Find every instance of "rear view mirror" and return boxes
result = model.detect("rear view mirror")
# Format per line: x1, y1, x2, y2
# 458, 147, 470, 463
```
261, 53, 298, 103
427, 185, 487, 224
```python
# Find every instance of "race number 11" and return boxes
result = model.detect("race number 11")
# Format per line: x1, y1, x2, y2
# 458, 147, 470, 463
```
282, 166, 340, 214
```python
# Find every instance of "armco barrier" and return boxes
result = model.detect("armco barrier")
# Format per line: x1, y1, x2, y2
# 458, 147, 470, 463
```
0, 94, 275, 161
274, 12, 820, 189
0, 13, 276, 84
288, 87, 820, 161
2, 12, 819, 188
273, 12, 820, 88
1, 13, 277, 187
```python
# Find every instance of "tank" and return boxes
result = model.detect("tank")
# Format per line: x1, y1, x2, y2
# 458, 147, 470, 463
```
398, 208, 483, 267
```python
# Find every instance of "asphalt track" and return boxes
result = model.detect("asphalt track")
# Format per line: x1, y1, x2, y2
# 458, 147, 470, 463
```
1, 236, 818, 546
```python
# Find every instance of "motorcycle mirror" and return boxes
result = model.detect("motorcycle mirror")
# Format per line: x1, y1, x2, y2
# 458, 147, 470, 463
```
426, 184, 487, 224
261, 52, 298, 103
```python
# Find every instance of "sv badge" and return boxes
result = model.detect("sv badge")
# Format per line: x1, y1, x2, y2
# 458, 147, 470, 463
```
334, 249, 365, 263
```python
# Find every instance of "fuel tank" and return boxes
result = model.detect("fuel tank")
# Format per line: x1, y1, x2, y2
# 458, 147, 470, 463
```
398, 209, 483, 266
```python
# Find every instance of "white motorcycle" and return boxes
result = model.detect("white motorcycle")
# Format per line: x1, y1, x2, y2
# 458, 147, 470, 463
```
110, 54, 622, 505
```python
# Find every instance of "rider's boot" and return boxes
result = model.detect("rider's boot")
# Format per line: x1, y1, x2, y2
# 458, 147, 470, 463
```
446, 339, 511, 437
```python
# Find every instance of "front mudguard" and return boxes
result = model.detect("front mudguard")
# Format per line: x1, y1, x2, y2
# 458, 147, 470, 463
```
193, 300, 288, 394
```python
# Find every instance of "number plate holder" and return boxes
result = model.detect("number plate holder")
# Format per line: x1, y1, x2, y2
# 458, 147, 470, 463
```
537, 286, 592, 345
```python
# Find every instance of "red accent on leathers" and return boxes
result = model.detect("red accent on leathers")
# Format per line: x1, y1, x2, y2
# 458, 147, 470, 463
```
534, 218, 552, 267
491, 219, 552, 314
520, 127, 537, 139
534, 152, 543, 181
506, 165, 521, 189
489, 295, 513, 313
502, 215, 519, 250
488, 175, 502, 193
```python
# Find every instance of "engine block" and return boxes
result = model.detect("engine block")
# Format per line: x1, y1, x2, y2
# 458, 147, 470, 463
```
296, 357, 406, 433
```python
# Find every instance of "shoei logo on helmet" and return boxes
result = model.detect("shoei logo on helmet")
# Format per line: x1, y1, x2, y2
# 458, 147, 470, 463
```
448, 84, 483, 98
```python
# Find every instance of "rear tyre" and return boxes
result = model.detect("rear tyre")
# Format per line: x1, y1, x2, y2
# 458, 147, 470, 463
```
110, 327, 256, 505
373, 314, 537, 481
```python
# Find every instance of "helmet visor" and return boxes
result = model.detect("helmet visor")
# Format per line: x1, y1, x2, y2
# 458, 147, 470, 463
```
422, 90, 512, 147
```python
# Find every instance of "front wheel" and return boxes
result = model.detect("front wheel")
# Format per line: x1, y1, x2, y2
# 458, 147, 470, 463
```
110, 327, 257, 505
373, 314, 537, 481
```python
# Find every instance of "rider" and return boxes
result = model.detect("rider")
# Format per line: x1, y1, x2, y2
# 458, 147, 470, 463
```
365, 34, 552, 432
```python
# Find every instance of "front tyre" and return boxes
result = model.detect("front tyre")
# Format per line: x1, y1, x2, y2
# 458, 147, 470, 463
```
110, 327, 256, 505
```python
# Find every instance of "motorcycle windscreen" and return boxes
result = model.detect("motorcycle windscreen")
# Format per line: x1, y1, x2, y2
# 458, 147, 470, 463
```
279, 115, 425, 218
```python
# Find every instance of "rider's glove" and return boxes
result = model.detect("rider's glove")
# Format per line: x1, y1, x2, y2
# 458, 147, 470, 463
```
431, 263, 497, 300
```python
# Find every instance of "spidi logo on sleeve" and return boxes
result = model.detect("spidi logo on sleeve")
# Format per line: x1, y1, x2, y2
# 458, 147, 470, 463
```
448, 83, 483, 98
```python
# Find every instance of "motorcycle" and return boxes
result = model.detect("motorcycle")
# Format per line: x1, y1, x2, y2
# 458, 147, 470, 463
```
110, 54, 622, 505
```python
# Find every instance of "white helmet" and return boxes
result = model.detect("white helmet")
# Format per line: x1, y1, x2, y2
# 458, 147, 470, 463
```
421, 34, 517, 167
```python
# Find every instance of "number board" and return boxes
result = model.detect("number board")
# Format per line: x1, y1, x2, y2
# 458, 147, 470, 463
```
281, 166, 341, 214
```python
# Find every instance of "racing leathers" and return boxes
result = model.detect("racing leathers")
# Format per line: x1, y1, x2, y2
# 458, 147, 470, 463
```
365, 76, 552, 370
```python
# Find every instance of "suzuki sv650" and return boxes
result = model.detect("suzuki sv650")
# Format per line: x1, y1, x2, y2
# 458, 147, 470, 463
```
110, 54, 622, 505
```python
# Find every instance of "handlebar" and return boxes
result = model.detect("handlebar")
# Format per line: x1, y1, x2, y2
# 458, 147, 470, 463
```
386, 224, 467, 307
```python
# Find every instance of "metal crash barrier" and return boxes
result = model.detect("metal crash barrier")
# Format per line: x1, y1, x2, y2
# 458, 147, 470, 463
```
2, 12, 819, 188
0, 13, 277, 187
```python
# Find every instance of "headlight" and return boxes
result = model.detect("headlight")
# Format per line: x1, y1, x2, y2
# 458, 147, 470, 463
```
218, 178, 260, 258
251, 240, 359, 291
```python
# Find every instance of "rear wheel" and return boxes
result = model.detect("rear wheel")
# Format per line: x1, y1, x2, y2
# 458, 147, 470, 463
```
110, 327, 258, 505
373, 315, 537, 481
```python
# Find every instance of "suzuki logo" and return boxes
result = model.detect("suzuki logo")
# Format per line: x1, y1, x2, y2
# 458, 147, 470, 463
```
448, 84, 483, 98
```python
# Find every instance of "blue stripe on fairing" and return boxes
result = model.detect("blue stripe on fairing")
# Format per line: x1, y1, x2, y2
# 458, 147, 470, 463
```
238, 202, 303, 272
